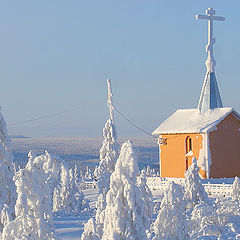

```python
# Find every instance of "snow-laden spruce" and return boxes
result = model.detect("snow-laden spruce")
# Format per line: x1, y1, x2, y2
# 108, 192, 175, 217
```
41, 151, 67, 191
190, 197, 240, 239
94, 79, 119, 194
102, 140, 148, 240
232, 176, 240, 201
190, 202, 222, 239
54, 165, 75, 215
83, 79, 119, 240
137, 169, 153, 233
53, 164, 88, 215
74, 164, 83, 191
2, 151, 58, 240
69, 168, 79, 197
0, 109, 16, 232
81, 218, 99, 240
153, 182, 189, 240
184, 157, 209, 209
81, 193, 106, 240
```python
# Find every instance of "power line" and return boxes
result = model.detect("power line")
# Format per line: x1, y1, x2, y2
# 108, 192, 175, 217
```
7, 104, 158, 140
8, 108, 79, 126
114, 106, 157, 139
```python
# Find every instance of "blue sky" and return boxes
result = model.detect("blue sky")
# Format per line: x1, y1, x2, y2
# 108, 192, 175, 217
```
0, 1, 239, 138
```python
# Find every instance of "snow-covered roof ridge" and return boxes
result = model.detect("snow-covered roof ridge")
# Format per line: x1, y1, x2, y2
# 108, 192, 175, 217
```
153, 107, 240, 135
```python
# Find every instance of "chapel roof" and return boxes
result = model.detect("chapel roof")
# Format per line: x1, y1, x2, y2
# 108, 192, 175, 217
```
152, 107, 240, 135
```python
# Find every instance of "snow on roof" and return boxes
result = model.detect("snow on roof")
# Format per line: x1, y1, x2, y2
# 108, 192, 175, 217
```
152, 107, 240, 135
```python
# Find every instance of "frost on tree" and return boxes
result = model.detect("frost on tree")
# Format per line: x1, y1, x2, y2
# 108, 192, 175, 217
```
42, 151, 67, 192
69, 168, 79, 196
232, 176, 240, 201
2, 151, 58, 240
153, 182, 189, 240
137, 169, 153, 232
54, 165, 76, 215
190, 202, 223, 239
94, 79, 119, 194
102, 140, 148, 240
53, 164, 88, 215
0, 109, 17, 232
81, 218, 100, 240
184, 158, 209, 209
81, 192, 106, 240
94, 193, 107, 238
74, 164, 83, 191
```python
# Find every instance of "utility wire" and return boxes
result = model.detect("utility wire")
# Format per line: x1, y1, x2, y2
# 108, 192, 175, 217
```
8, 108, 78, 126
114, 106, 157, 139
8, 104, 158, 140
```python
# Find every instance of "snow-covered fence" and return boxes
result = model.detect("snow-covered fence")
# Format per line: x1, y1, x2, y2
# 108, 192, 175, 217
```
146, 177, 233, 197
204, 182, 232, 197
84, 180, 97, 189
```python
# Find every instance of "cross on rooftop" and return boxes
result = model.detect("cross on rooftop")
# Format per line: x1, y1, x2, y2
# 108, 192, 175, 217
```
196, 8, 225, 73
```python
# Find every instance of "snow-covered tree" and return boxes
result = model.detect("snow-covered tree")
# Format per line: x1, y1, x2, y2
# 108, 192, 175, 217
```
137, 169, 153, 232
232, 176, 240, 201
82, 79, 119, 240
81, 192, 106, 240
58, 164, 73, 215
74, 164, 81, 190
184, 157, 209, 209
79, 170, 86, 190
53, 164, 88, 215
69, 168, 79, 196
190, 202, 221, 239
85, 166, 93, 180
42, 151, 67, 192
81, 218, 100, 240
2, 151, 57, 240
0, 110, 16, 232
52, 187, 61, 213
102, 140, 148, 240
153, 181, 189, 240
190, 199, 240, 239
94, 79, 119, 194
95, 193, 107, 235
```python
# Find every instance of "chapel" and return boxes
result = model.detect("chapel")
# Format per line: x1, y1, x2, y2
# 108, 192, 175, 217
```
152, 8, 240, 179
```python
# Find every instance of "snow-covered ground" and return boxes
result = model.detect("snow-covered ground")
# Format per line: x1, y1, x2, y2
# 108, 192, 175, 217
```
54, 189, 98, 240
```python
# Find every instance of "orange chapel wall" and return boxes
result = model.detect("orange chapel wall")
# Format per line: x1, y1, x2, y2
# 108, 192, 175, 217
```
209, 113, 240, 178
160, 133, 205, 178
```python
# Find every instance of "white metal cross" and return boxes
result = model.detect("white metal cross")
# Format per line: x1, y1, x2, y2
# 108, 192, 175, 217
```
196, 8, 225, 73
